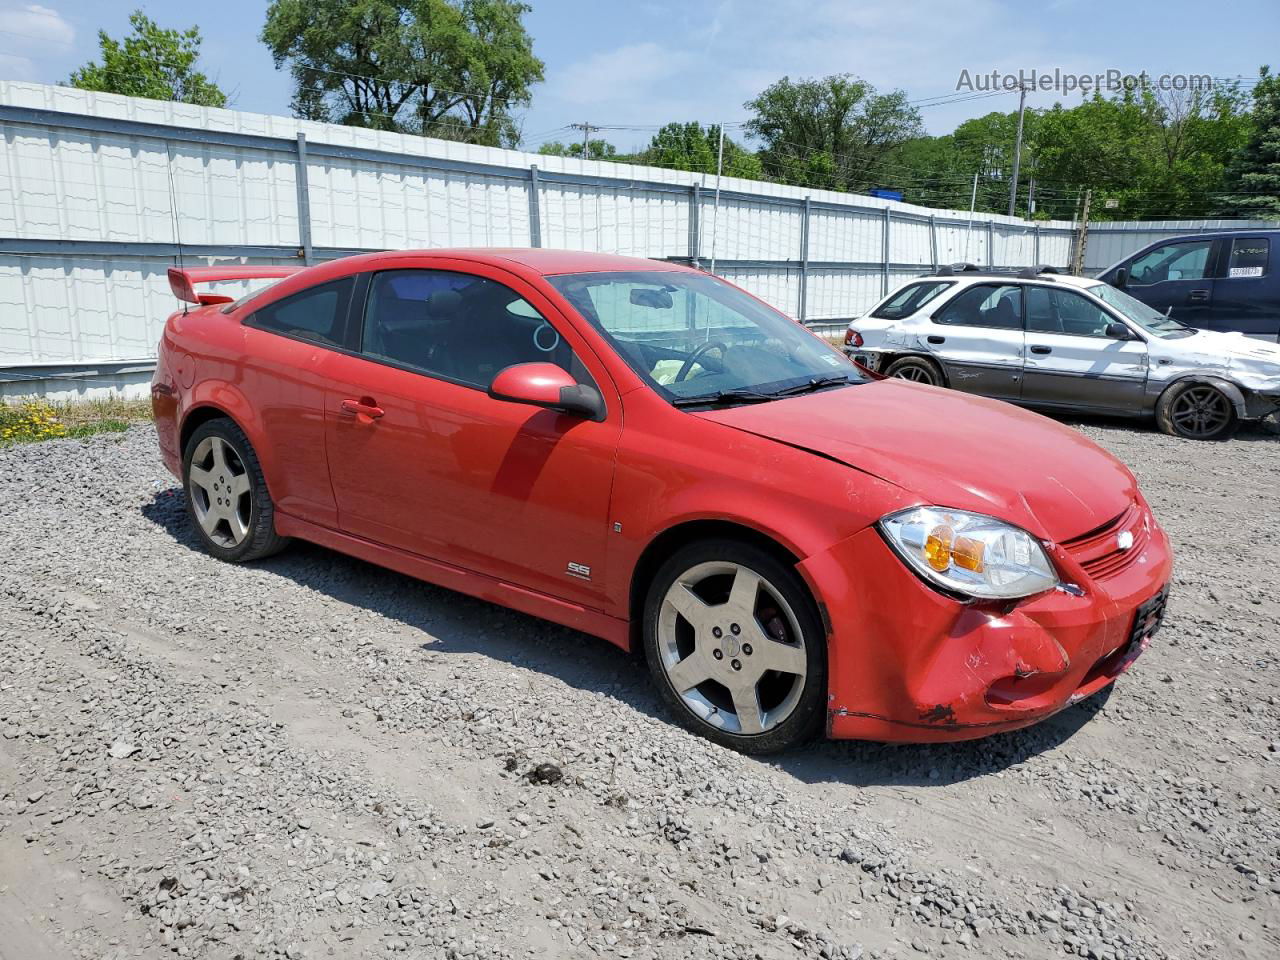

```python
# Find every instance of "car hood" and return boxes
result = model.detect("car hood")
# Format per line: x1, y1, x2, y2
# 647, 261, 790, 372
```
696, 380, 1136, 543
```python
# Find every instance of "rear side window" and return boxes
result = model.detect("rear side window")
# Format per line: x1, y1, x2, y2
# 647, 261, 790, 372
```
872, 281, 953, 319
1227, 238, 1269, 278
248, 278, 354, 346
933, 284, 1022, 329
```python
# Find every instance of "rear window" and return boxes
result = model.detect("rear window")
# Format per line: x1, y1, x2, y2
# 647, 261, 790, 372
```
247, 278, 354, 346
871, 281, 953, 320
1228, 238, 1270, 278
933, 284, 1023, 329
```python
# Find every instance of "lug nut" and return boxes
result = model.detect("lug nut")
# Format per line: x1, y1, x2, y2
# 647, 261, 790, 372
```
731, 659, 742, 671
730, 623, 741, 635
742, 643, 753, 656
712, 627, 722, 638
713, 649, 724, 660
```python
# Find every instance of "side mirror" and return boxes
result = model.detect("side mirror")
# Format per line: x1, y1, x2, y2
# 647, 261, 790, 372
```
1104, 321, 1133, 340
488, 362, 604, 420
1113, 267, 1127, 288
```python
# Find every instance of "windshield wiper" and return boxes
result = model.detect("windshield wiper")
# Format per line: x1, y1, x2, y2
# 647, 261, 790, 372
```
671, 389, 776, 408
763, 374, 852, 398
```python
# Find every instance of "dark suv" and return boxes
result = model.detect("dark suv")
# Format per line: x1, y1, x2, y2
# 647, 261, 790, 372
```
1098, 230, 1280, 341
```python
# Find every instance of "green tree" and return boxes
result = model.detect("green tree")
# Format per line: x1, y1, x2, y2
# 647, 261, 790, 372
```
261, 0, 544, 146
745, 75, 922, 192
639, 122, 763, 179
1220, 67, 1280, 218
68, 11, 226, 107
537, 139, 618, 160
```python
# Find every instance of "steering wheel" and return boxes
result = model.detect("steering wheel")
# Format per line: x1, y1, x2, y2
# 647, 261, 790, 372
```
675, 339, 728, 383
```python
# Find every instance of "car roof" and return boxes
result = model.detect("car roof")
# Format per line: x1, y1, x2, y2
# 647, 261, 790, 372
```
327, 248, 692, 277
915, 272, 1102, 290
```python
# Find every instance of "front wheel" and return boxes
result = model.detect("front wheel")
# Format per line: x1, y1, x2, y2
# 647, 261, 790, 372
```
642, 540, 827, 754
182, 418, 289, 562
1156, 381, 1237, 440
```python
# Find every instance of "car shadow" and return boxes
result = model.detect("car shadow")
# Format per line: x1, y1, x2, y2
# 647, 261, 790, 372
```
141, 489, 1117, 788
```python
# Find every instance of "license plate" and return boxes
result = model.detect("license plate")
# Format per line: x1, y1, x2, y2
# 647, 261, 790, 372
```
1118, 586, 1169, 669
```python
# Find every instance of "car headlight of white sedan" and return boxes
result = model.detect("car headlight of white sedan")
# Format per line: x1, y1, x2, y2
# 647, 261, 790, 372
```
879, 506, 1059, 600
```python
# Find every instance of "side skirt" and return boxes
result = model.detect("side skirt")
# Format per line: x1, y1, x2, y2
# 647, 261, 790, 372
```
274, 512, 632, 651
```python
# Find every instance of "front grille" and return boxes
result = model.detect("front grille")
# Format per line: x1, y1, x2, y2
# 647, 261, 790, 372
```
1061, 502, 1150, 581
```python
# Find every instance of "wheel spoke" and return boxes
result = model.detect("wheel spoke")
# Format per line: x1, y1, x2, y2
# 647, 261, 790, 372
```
210, 437, 229, 471
756, 639, 807, 677
666, 651, 712, 693
667, 583, 714, 631
226, 506, 249, 543
729, 683, 765, 735
197, 505, 222, 535
188, 464, 214, 493
229, 472, 251, 497
727, 567, 761, 615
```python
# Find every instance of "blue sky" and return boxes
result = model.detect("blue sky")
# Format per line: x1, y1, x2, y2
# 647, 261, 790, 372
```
1, 0, 1276, 150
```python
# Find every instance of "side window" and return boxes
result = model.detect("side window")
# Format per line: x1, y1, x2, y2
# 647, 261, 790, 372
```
1026, 287, 1113, 337
1129, 239, 1213, 285
933, 284, 1022, 329
361, 269, 576, 388
248, 277, 354, 346
872, 281, 954, 320
1227, 238, 1269, 278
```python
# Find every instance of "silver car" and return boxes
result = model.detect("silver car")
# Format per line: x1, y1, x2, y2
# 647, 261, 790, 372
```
844, 267, 1280, 440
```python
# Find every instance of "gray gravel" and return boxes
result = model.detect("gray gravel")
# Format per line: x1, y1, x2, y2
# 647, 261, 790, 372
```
0, 419, 1277, 960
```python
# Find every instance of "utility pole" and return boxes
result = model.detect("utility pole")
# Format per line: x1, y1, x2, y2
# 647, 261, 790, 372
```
962, 171, 979, 262
1007, 81, 1028, 217
1071, 189, 1093, 276
710, 123, 725, 275
570, 121, 600, 158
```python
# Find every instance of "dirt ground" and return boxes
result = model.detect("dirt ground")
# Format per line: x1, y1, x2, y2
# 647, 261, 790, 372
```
0, 416, 1277, 960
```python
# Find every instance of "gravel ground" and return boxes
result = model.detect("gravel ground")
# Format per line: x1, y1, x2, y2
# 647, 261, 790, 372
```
1, 418, 1277, 960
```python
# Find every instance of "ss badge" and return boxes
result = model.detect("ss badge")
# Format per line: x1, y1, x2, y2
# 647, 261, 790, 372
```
566, 561, 592, 581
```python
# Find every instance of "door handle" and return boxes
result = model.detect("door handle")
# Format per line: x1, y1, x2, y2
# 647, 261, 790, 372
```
1030, 345, 1052, 355
1188, 289, 1210, 303
927, 335, 946, 344
340, 397, 384, 421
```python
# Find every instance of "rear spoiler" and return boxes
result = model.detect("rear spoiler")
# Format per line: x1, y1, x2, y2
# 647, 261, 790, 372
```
167, 265, 303, 305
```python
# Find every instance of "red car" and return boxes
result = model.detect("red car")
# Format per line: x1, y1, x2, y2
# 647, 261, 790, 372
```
152, 250, 1172, 753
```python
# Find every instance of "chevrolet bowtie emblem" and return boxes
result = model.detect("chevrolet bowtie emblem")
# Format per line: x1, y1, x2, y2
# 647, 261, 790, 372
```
1116, 530, 1134, 551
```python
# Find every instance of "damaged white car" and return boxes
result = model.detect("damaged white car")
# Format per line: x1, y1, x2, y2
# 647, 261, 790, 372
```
844, 267, 1280, 440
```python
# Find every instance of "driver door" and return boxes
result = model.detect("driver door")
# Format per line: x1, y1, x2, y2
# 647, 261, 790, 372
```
320, 261, 623, 608
1125, 237, 1221, 327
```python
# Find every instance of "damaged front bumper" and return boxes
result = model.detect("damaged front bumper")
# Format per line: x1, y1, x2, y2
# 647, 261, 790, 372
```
799, 506, 1173, 742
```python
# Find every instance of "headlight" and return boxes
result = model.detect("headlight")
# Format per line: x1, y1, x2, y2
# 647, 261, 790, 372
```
879, 506, 1059, 600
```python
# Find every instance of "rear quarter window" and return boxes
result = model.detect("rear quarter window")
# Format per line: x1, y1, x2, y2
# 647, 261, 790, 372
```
871, 281, 954, 319
1227, 238, 1270, 278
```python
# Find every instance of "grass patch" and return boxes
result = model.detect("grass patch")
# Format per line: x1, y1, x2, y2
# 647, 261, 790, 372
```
0, 396, 153, 447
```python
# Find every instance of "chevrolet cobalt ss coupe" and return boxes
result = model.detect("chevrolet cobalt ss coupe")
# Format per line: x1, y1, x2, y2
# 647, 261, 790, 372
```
153, 250, 1172, 753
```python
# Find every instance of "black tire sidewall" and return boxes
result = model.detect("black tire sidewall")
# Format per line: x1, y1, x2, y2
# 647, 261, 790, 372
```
642, 539, 828, 754
885, 356, 943, 386
1156, 381, 1237, 441
181, 418, 284, 563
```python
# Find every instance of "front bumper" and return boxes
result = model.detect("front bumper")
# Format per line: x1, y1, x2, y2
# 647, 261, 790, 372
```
799, 505, 1173, 742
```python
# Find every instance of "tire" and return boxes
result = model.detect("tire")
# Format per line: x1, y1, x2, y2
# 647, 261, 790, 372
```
182, 417, 289, 562
884, 355, 944, 386
642, 539, 827, 754
1155, 381, 1237, 441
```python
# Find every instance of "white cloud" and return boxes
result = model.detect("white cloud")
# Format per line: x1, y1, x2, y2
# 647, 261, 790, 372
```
0, 4, 74, 78
548, 42, 697, 108
0, 4, 73, 45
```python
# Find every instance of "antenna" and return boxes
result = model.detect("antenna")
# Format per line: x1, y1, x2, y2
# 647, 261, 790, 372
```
164, 142, 188, 314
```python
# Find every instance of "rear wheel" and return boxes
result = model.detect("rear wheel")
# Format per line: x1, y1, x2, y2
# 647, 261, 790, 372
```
1156, 381, 1237, 440
182, 418, 288, 562
884, 355, 944, 386
642, 540, 827, 754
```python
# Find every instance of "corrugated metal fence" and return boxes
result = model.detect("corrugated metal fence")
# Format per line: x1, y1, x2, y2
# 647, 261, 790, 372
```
0, 81, 1269, 396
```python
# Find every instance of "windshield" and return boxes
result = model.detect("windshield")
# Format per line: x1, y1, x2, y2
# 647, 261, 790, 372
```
1088, 283, 1195, 339
547, 270, 863, 405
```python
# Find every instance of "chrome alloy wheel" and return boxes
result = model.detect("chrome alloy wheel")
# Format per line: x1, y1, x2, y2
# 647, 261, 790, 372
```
892, 364, 935, 383
657, 561, 808, 735
1169, 385, 1232, 438
187, 435, 252, 548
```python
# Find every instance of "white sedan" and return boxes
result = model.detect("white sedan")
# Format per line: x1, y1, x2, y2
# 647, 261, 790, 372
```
844, 267, 1280, 440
